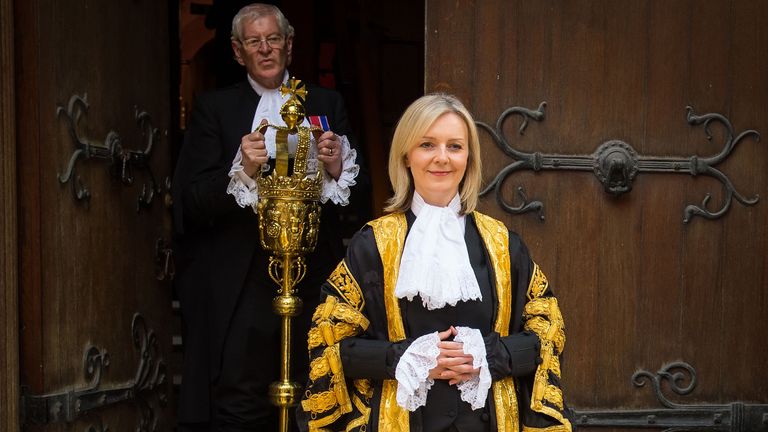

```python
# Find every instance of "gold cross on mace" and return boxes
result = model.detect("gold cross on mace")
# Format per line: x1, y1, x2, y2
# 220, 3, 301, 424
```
280, 77, 307, 103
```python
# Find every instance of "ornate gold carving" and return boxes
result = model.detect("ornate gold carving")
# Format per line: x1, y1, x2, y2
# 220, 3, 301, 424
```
256, 186, 322, 257
279, 77, 308, 131
254, 78, 328, 432
327, 260, 365, 311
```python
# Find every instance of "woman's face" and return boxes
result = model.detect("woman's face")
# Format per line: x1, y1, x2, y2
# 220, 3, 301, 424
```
406, 112, 469, 207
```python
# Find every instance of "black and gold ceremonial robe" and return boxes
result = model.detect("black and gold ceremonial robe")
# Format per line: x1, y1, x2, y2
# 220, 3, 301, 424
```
298, 211, 573, 432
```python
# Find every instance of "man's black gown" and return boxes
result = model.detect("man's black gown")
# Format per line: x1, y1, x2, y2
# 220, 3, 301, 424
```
172, 80, 366, 427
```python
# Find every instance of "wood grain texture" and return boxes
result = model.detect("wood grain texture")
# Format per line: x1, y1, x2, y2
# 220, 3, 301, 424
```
16, 1, 174, 430
1, 0, 19, 429
426, 0, 768, 419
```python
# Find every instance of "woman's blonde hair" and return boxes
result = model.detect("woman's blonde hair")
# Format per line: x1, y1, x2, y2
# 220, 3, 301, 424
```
384, 93, 482, 214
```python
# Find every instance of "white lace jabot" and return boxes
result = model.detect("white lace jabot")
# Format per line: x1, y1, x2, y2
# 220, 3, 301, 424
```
394, 192, 482, 310
393, 193, 492, 411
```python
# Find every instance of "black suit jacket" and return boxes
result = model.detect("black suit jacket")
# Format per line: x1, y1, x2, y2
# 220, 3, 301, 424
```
172, 81, 366, 422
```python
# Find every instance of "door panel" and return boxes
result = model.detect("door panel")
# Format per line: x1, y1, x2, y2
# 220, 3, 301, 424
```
16, 1, 174, 431
426, 1, 767, 430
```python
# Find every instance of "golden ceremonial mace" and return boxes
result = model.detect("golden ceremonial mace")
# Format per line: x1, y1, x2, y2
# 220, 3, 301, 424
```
255, 78, 324, 432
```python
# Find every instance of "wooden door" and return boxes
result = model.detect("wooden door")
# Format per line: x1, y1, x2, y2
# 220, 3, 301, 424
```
426, 1, 767, 431
15, 1, 176, 431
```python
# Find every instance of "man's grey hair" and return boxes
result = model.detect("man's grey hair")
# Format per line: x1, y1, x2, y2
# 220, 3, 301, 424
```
231, 3, 295, 41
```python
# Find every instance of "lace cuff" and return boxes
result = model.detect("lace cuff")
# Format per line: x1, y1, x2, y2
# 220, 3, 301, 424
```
454, 326, 492, 410
395, 332, 440, 411
226, 135, 359, 208
321, 135, 359, 206
226, 146, 262, 208
227, 170, 259, 208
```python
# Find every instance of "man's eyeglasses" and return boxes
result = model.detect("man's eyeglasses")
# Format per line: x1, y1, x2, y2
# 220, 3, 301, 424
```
240, 35, 285, 50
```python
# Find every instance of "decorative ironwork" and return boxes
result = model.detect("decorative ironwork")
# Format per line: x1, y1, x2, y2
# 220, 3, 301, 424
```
21, 313, 167, 431
478, 104, 761, 223
56, 93, 162, 211
573, 362, 768, 431
154, 237, 175, 282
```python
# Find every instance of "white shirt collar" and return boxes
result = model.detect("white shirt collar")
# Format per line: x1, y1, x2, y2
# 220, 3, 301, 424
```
246, 70, 289, 96
411, 192, 462, 217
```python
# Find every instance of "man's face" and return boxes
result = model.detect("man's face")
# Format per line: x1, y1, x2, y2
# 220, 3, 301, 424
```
231, 14, 293, 89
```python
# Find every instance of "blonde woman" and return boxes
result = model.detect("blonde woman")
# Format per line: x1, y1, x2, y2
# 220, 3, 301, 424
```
299, 94, 573, 432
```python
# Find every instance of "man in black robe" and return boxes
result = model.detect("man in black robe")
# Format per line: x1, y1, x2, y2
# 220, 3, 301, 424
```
172, 4, 367, 431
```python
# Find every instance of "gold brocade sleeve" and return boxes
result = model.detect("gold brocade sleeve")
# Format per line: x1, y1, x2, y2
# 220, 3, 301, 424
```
301, 263, 373, 432
523, 263, 572, 431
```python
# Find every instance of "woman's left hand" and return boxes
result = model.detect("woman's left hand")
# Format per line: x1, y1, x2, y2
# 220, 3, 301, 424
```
316, 130, 342, 180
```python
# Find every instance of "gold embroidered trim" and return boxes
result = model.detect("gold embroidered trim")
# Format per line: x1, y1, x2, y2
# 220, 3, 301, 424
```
524, 298, 566, 353
492, 377, 520, 432
309, 345, 344, 381
307, 296, 369, 350
347, 394, 371, 431
369, 214, 410, 431
327, 260, 365, 311
368, 213, 408, 342
527, 263, 549, 300
542, 384, 564, 410
302, 390, 338, 414
303, 295, 369, 431
353, 379, 373, 399
303, 347, 351, 415
307, 406, 342, 432
378, 379, 409, 431
472, 212, 512, 336
523, 263, 572, 431
522, 425, 572, 432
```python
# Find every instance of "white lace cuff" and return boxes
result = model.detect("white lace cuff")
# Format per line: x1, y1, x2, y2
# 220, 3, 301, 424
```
227, 170, 259, 208
454, 326, 492, 410
321, 135, 359, 206
395, 332, 440, 411
226, 135, 359, 208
